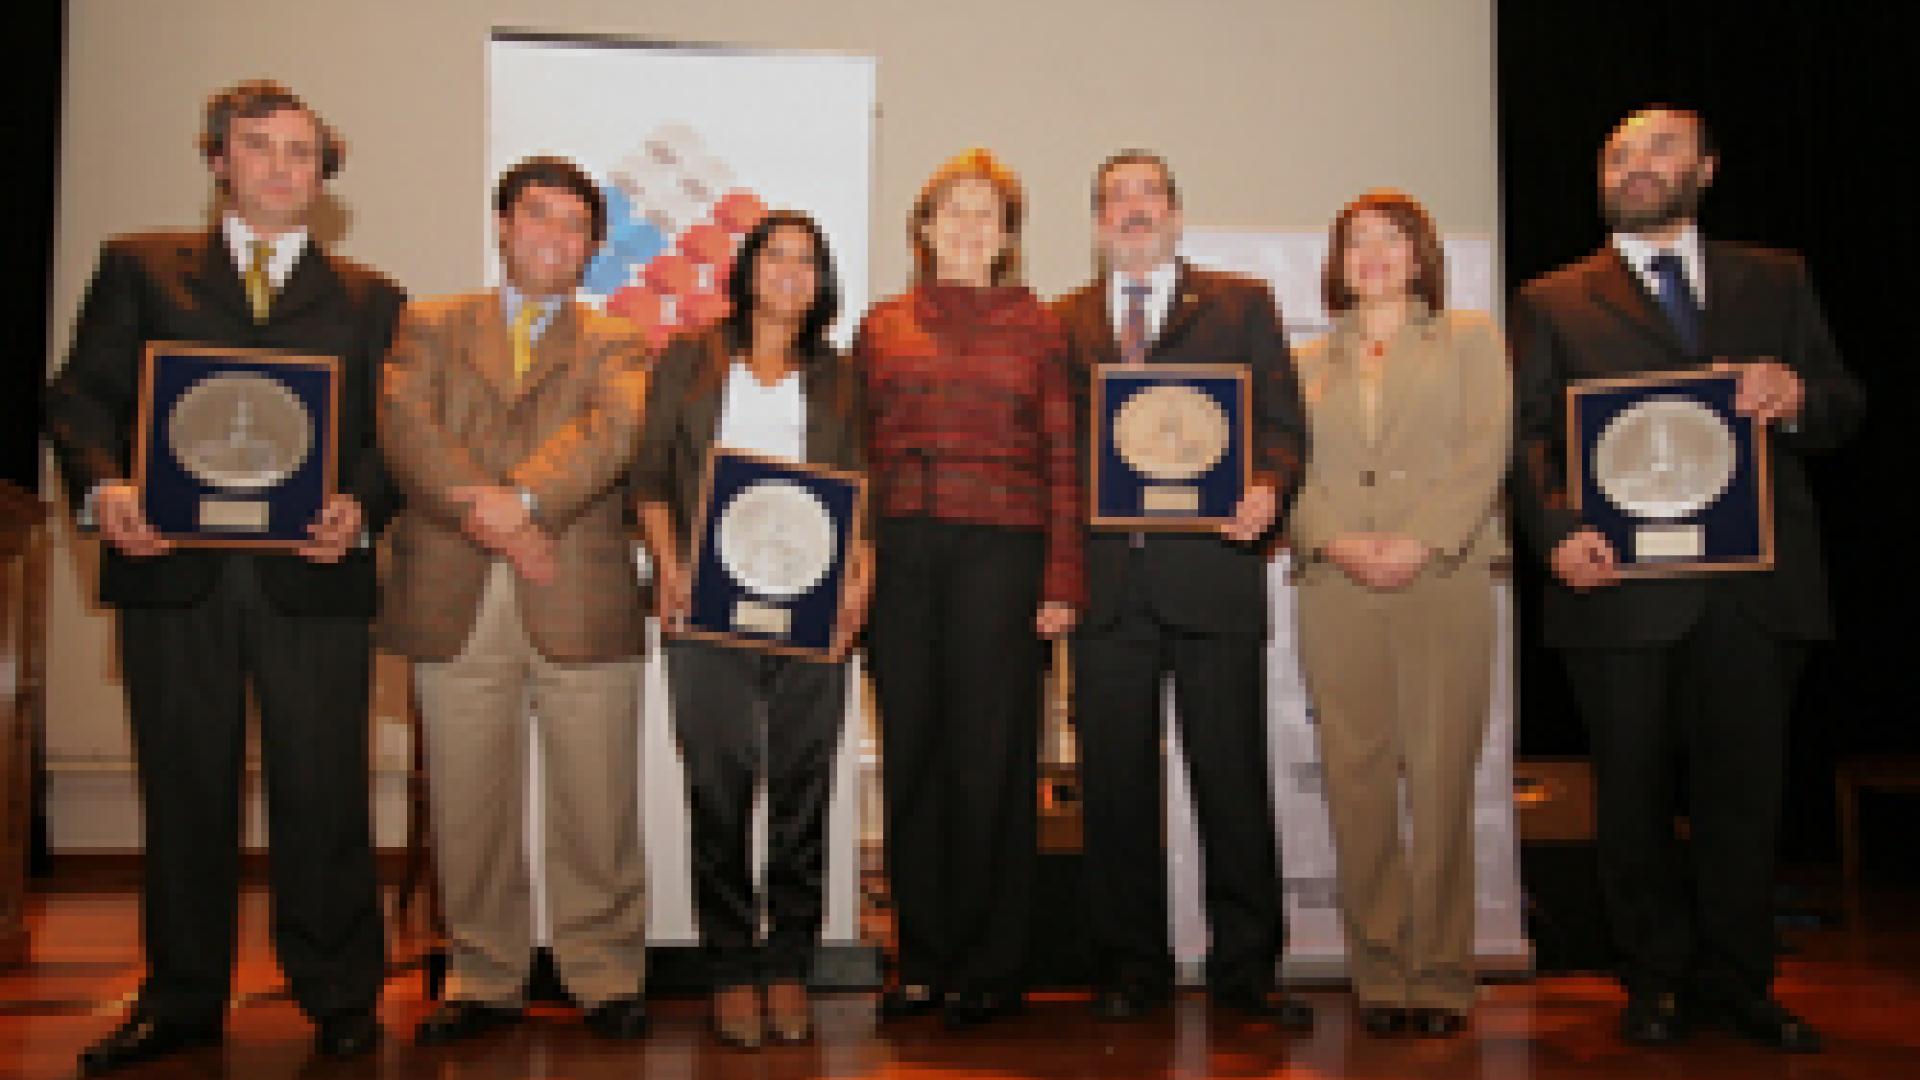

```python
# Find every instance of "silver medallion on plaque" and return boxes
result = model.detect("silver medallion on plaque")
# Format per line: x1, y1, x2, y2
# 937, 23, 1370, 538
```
167, 373, 314, 491
716, 479, 835, 599
1592, 395, 1737, 520
1113, 384, 1231, 481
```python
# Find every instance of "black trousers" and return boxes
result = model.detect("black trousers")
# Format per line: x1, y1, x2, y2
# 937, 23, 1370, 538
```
1072, 562, 1281, 997
665, 639, 848, 987
867, 518, 1044, 996
117, 557, 383, 1024
1560, 592, 1805, 1003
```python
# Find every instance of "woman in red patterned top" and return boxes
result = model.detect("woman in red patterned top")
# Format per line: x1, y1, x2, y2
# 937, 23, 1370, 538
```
856, 148, 1083, 1031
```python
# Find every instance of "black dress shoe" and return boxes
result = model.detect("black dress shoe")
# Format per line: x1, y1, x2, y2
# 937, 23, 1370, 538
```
583, 996, 651, 1040
1620, 991, 1688, 1046
1408, 1008, 1468, 1037
414, 1000, 522, 1046
79, 1012, 222, 1075
877, 984, 940, 1021
1215, 988, 1315, 1031
1094, 985, 1168, 1021
315, 1009, 382, 1058
1359, 1004, 1406, 1036
942, 990, 1024, 1031
1703, 993, 1823, 1053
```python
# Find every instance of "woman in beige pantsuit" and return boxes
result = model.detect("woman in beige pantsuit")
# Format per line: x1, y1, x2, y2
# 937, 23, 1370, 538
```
1291, 190, 1512, 1038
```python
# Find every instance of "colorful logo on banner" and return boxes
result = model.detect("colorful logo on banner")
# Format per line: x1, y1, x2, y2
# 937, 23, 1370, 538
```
580, 123, 768, 349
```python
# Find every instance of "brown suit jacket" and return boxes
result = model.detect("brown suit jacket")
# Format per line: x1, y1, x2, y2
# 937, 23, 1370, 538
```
1290, 307, 1511, 583
377, 291, 650, 662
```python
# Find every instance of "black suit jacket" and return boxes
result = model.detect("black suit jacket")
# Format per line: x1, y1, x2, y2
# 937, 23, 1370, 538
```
45, 230, 404, 616
1510, 241, 1864, 648
1054, 261, 1306, 636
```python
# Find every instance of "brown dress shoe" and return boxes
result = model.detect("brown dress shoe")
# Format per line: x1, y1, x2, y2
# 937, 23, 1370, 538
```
766, 981, 813, 1044
712, 984, 763, 1049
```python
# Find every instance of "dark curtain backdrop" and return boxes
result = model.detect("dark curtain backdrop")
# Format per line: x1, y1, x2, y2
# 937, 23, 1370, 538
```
3, 3, 61, 489
1498, 1, 1913, 866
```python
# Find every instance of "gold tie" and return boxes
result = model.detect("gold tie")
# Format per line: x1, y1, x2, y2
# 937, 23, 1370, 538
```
244, 240, 271, 323
511, 302, 540, 381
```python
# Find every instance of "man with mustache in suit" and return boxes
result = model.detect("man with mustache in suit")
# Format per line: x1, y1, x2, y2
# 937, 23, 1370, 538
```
1053, 151, 1311, 1027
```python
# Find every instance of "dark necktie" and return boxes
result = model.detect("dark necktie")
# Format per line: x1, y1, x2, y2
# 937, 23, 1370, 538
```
1120, 281, 1151, 365
1649, 251, 1701, 354
1120, 281, 1152, 549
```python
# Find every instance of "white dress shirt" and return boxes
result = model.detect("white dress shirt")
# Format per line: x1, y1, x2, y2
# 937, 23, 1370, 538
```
1612, 223, 1705, 302
499, 283, 562, 344
222, 213, 308, 287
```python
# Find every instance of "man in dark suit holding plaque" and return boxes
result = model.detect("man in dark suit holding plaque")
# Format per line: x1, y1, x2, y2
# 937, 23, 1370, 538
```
1511, 106, 1864, 1052
1053, 151, 1310, 1025
43, 82, 400, 1071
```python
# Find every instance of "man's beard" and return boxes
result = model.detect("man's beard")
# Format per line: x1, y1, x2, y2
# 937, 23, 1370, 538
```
1603, 170, 1704, 233
1101, 223, 1176, 271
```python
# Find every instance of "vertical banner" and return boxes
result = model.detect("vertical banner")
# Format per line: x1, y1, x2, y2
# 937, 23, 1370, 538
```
1165, 230, 1530, 981
486, 32, 877, 947
487, 33, 876, 349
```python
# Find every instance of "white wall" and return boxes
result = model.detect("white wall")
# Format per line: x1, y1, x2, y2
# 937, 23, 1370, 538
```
45, 0, 1498, 847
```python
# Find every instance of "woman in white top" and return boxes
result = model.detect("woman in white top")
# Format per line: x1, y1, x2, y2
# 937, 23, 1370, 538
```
632, 211, 872, 1049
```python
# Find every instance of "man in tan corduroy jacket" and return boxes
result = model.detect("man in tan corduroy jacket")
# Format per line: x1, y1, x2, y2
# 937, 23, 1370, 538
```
378, 156, 652, 1046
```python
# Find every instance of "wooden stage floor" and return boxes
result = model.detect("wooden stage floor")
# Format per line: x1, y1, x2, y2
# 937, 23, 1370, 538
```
2, 880, 1917, 1079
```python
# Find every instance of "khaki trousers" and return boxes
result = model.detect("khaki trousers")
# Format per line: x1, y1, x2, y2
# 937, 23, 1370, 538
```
414, 562, 647, 1006
1296, 565, 1493, 1012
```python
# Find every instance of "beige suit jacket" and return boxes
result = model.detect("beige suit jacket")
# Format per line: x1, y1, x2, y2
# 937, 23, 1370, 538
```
377, 291, 650, 662
1290, 307, 1511, 583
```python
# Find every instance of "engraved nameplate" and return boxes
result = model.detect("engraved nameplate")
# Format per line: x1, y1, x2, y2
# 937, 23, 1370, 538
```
199, 499, 271, 532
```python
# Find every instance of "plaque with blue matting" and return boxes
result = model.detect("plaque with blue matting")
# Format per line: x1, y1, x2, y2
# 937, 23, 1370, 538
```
683, 448, 867, 658
134, 342, 338, 548
1567, 366, 1773, 575
1091, 363, 1251, 529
